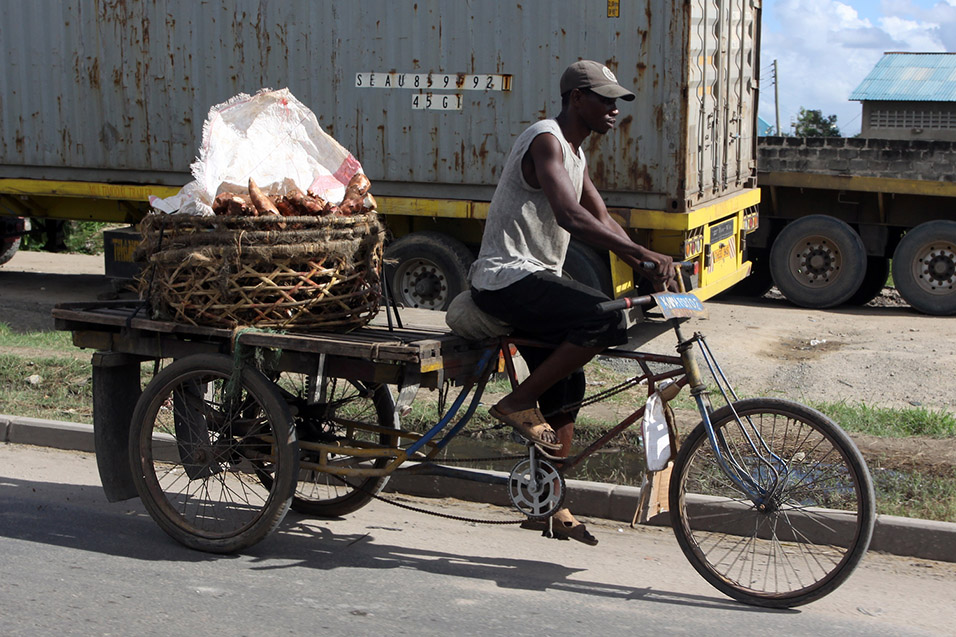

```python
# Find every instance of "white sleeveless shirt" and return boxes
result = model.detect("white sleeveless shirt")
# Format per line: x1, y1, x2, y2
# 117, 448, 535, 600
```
468, 119, 586, 291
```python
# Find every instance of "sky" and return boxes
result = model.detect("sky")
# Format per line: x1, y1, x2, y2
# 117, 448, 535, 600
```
759, 0, 956, 135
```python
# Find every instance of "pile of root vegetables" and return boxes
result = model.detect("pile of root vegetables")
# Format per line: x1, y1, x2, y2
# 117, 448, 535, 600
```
212, 173, 376, 217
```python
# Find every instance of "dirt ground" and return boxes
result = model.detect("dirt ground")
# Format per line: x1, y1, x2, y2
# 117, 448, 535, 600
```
1, 249, 954, 475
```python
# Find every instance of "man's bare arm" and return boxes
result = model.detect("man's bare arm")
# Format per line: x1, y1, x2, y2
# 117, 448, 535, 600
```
529, 134, 674, 285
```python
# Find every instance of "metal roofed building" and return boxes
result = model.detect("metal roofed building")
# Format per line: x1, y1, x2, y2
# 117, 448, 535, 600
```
849, 52, 956, 141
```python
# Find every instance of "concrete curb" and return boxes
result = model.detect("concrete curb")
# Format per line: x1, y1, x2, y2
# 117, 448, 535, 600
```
4, 414, 955, 563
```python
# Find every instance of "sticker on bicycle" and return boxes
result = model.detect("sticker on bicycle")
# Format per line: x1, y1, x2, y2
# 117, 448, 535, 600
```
653, 292, 706, 319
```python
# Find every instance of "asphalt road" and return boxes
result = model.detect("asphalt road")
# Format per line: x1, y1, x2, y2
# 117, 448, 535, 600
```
2, 444, 954, 637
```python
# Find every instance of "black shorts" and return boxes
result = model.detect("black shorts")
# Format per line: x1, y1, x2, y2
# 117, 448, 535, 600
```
471, 271, 626, 420
470, 270, 626, 349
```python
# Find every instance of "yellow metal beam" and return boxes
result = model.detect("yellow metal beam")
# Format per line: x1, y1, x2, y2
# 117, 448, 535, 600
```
376, 196, 474, 219
758, 171, 956, 197
695, 260, 752, 301
624, 188, 761, 230
0, 178, 181, 201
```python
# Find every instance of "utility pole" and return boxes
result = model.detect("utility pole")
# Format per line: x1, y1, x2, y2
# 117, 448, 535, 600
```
773, 59, 781, 135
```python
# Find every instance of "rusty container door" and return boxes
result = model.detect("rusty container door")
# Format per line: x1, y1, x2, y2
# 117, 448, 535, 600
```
685, 0, 761, 209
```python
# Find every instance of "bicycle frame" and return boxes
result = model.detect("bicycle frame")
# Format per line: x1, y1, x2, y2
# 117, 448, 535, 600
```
298, 306, 791, 510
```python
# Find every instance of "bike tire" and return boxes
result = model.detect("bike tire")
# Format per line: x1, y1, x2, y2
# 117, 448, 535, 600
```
129, 354, 298, 553
669, 397, 875, 608
269, 374, 398, 517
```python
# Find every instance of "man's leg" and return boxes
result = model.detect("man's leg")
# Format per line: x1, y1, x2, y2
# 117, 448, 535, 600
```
494, 341, 601, 418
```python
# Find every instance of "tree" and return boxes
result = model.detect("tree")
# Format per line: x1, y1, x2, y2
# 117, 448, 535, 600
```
793, 107, 841, 137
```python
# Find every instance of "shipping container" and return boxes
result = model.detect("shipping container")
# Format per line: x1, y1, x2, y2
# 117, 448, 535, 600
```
0, 0, 761, 308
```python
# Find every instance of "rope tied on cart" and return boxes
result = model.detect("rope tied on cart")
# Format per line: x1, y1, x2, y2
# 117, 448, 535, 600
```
224, 326, 283, 401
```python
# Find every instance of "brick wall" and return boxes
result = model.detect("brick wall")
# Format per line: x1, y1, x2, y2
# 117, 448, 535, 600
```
757, 137, 956, 182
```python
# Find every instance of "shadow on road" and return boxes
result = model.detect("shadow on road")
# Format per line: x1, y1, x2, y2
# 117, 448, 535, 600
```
0, 475, 795, 614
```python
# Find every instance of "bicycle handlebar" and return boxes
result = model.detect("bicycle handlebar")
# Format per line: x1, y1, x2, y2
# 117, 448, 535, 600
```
596, 260, 698, 314
596, 295, 655, 314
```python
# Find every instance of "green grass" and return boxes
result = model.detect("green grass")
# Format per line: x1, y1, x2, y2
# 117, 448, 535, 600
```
873, 469, 956, 521
811, 400, 956, 438
0, 323, 74, 349
0, 353, 94, 422
21, 220, 114, 255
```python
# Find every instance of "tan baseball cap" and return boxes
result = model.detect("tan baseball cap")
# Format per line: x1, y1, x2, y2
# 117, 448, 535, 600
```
560, 60, 635, 101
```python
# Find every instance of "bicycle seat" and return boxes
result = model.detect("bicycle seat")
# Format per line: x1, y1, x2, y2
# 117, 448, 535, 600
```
444, 290, 513, 341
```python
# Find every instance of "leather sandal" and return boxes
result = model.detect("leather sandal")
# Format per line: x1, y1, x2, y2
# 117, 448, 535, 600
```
520, 508, 599, 546
489, 405, 562, 451
549, 508, 599, 546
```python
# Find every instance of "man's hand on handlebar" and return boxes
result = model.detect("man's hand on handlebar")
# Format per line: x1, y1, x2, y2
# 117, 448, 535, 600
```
629, 248, 676, 292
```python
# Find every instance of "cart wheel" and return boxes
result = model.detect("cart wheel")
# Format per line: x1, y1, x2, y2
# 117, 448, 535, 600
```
269, 374, 398, 517
129, 354, 298, 553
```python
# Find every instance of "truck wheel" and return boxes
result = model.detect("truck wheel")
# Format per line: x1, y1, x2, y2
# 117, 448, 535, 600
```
730, 248, 774, 297
384, 231, 474, 311
892, 220, 956, 316
847, 256, 889, 306
0, 237, 20, 266
769, 215, 866, 309
562, 240, 613, 296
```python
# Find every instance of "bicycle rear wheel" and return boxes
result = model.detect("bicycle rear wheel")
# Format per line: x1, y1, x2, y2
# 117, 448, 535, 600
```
272, 373, 398, 517
669, 397, 874, 608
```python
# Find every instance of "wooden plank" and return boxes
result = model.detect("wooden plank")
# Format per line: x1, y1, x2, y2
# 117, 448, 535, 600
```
235, 331, 421, 364
53, 300, 480, 373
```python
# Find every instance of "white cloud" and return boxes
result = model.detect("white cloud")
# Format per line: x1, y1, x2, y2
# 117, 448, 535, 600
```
760, 0, 954, 135
833, 1, 871, 27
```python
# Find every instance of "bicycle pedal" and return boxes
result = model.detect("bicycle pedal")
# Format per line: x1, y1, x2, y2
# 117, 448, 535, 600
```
509, 430, 533, 446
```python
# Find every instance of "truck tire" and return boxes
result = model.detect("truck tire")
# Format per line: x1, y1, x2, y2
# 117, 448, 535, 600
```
847, 256, 889, 306
384, 231, 474, 311
0, 237, 20, 266
891, 220, 956, 316
562, 239, 613, 296
769, 215, 866, 309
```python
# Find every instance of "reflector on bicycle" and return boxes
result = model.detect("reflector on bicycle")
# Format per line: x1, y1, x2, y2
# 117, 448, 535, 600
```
652, 292, 706, 319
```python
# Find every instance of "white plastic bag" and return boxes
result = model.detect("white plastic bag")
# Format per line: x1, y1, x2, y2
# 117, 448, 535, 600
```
149, 88, 362, 215
642, 391, 673, 471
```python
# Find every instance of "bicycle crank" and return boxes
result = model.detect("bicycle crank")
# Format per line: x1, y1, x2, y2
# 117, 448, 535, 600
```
508, 448, 565, 519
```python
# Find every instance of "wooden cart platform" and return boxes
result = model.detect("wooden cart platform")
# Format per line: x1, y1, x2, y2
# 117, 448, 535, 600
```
52, 300, 489, 503
52, 300, 487, 389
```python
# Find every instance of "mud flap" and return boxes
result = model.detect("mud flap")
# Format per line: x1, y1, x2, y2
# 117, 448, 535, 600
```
174, 379, 220, 480
633, 463, 673, 525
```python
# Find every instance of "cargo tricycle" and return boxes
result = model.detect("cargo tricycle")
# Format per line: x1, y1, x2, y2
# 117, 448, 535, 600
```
53, 285, 874, 609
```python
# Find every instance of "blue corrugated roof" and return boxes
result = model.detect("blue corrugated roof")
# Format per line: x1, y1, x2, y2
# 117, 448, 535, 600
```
849, 53, 956, 102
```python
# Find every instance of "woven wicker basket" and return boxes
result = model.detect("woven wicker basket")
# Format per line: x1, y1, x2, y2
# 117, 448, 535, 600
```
137, 212, 384, 332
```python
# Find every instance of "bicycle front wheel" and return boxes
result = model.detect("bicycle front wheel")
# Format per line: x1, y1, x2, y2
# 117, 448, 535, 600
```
669, 398, 875, 608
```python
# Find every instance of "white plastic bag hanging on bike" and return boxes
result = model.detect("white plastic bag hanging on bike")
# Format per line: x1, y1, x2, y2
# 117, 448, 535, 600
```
642, 391, 673, 471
